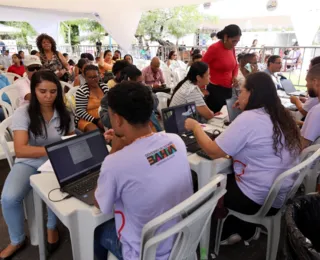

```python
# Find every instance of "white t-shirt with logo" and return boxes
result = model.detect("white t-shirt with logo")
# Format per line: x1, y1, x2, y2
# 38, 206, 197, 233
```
95, 132, 193, 260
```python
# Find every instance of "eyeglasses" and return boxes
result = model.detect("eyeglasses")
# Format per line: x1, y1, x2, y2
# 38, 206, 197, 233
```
27, 66, 42, 72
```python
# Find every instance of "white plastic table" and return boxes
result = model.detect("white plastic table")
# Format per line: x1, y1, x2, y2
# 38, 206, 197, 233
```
31, 125, 232, 260
30, 174, 113, 260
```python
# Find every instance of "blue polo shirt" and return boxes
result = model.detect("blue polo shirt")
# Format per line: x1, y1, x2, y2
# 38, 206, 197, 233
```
0, 74, 10, 104
12, 105, 75, 168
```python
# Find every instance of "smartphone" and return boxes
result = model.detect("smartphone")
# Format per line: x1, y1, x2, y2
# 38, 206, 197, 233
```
244, 63, 252, 73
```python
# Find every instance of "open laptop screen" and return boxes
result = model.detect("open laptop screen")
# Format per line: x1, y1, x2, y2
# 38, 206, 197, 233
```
162, 102, 198, 135
226, 97, 242, 123
45, 130, 108, 186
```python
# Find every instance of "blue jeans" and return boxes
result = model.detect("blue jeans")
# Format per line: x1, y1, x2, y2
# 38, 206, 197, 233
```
1, 162, 57, 245
94, 219, 123, 260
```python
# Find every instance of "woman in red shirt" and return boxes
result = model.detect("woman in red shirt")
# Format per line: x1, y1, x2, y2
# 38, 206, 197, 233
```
7, 54, 25, 78
202, 24, 242, 112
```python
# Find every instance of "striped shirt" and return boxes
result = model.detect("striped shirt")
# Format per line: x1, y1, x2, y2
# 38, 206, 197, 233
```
170, 80, 205, 107
75, 82, 108, 125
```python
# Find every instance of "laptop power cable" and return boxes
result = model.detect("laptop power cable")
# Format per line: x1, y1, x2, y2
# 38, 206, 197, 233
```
48, 188, 73, 202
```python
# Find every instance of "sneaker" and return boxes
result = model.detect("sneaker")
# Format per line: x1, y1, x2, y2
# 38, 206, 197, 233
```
244, 227, 261, 245
220, 233, 242, 246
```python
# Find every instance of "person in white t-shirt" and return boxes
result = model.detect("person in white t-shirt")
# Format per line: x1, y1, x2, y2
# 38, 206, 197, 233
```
301, 64, 320, 149
185, 72, 301, 245
14, 55, 42, 106
169, 62, 219, 120
94, 81, 193, 260
290, 56, 320, 117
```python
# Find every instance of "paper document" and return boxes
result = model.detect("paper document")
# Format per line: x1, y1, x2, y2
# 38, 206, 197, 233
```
37, 159, 54, 172
213, 105, 228, 119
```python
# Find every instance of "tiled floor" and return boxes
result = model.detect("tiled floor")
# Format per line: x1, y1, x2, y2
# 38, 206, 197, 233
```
0, 159, 274, 260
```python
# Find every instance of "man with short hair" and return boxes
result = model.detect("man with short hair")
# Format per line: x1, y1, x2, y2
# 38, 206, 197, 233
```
264, 55, 283, 89
301, 64, 320, 149
141, 57, 165, 88
94, 81, 193, 260
14, 55, 42, 106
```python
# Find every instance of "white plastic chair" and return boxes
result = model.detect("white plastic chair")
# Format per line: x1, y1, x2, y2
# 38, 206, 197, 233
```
0, 116, 38, 246
108, 174, 227, 260
0, 84, 20, 118
4, 72, 21, 84
304, 137, 320, 193
65, 86, 79, 115
214, 145, 320, 260
155, 92, 171, 115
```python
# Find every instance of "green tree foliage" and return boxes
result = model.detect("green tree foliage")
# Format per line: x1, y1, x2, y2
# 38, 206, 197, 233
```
60, 19, 106, 44
136, 5, 217, 44
0, 21, 36, 46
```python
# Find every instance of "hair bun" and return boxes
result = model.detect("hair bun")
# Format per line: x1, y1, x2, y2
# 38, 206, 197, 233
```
216, 30, 224, 40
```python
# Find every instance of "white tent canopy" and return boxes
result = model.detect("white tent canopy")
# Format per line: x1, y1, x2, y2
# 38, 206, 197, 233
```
0, 0, 211, 51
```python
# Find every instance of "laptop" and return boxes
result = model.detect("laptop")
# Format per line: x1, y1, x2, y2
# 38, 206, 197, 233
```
226, 97, 242, 123
162, 102, 218, 153
281, 79, 306, 96
45, 129, 109, 205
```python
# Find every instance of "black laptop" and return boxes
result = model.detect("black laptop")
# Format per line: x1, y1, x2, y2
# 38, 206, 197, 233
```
162, 102, 218, 153
226, 97, 242, 123
45, 129, 109, 205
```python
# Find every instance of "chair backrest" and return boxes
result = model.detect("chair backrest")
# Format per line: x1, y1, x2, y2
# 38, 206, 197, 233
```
256, 145, 320, 218
0, 84, 19, 118
65, 86, 79, 115
155, 92, 171, 114
4, 72, 21, 84
0, 116, 14, 168
60, 81, 73, 92
140, 174, 227, 260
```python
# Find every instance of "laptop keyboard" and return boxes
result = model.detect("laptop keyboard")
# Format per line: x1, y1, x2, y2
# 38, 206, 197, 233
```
181, 135, 196, 146
196, 150, 213, 160
69, 175, 99, 195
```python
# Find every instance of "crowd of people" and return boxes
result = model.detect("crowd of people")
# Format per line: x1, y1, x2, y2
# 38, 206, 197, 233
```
0, 25, 319, 260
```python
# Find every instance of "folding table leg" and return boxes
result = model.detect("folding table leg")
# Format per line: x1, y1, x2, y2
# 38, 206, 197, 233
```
33, 190, 47, 260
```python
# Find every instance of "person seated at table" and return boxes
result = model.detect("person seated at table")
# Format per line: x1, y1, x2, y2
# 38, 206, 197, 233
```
100, 65, 162, 132
99, 50, 114, 76
0, 70, 75, 259
112, 50, 122, 61
166, 50, 178, 68
184, 72, 301, 245
14, 55, 42, 107
75, 65, 108, 132
123, 54, 133, 64
7, 54, 25, 78
290, 56, 320, 117
237, 53, 259, 88
73, 58, 89, 87
107, 60, 130, 89
169, 62, 217, 120
141, 57, 166, 88
301, 64, 320, 149
264, 55, 283, 89
94, 81, 193, 260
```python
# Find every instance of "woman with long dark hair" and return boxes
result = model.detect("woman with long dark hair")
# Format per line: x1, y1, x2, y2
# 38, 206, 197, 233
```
36, 34, 70, 80
202, 24, 242, 112
0, 71, 75, 258
7, 54, 25, 78
169, 62, 218, 120
185, 72, 301, 245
